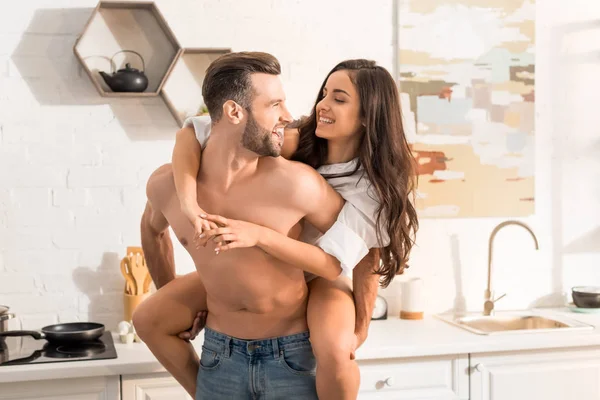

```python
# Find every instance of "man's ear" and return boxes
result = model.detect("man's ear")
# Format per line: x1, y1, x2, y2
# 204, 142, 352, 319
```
222, 101, 245, 124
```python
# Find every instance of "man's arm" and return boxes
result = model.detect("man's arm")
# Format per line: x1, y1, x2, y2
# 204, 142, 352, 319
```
140, 200, 175, 289
141, 166, 177, 289
353, 248, 381, 346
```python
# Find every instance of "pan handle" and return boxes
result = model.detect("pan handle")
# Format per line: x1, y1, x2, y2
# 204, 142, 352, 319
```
0, 330, 45, 340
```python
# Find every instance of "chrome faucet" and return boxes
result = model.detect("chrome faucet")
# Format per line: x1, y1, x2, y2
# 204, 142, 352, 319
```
484, 220, 539, 316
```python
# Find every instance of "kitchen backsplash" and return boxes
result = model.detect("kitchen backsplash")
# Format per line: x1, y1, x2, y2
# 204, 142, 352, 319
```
1, 0, 599, 332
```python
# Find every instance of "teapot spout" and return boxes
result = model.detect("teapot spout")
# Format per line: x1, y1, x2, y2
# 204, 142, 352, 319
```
99, 71, 114, 87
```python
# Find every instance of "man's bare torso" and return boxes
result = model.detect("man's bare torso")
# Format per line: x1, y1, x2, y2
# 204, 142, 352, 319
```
149, 157, 310, 339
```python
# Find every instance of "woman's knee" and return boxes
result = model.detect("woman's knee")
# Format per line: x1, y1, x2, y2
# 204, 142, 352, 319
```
311, 330, 355, 368
131, 299, 158, 338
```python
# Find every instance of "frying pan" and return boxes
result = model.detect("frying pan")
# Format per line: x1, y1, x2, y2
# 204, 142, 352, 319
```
0, 322, 105, 344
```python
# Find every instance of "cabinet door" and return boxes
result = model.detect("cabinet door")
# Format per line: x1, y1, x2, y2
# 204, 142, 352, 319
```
470, 346, 600, 400
122, 372, 192, 400
357, 354, 469, 399
0, 376, 119, 400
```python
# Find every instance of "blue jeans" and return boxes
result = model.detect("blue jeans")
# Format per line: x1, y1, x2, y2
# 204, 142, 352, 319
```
195, 327, 318, 400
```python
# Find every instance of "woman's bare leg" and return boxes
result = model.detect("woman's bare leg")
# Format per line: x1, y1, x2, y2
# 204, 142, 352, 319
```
307, 276, 360, 400
133, 272, 207, 397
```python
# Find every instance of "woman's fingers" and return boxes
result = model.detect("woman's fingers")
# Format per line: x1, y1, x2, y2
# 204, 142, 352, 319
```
195, 227, 231, 249
208, 221, 219, 230
201, 227, 231, 239
200, 219, 212, 233
215, 241, 242, 253
213, 233, 236, 243
204, 214, 228, 227
189, 213, 214, 245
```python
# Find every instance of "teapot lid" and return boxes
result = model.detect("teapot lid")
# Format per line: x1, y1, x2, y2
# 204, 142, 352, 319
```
117, 63, 140, 73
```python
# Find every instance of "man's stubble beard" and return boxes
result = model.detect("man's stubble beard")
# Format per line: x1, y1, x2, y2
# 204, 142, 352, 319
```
241, 111, 280, 157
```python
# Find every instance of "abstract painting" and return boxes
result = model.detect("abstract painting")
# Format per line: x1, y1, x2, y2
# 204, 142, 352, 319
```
398, 0, 535, 217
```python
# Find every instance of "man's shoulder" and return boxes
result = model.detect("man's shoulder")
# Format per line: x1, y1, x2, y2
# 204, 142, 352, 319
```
263, 157, 323, 184
145, 163, 176, 204
262, 158, 330, 206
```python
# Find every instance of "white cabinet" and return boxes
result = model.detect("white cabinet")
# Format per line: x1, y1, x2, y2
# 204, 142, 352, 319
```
357, 354, 469, 399
121, 355, 469, 400
122, 372, 192, 400
7, 346, 600, 400
470, 346, 600, 400
0, 376, 119, 400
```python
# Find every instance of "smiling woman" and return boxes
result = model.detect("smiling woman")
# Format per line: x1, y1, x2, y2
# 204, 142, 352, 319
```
292, 59, 418, 287
315, 72, 363, 145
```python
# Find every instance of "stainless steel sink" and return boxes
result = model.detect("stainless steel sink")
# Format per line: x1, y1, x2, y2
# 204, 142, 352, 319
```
435, 311, 594, 335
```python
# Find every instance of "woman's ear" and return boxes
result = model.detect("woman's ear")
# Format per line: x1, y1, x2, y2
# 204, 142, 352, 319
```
222, 101, 245, 124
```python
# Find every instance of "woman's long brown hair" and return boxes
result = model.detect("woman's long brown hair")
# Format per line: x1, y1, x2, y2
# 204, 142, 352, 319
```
292, 59, 419, 287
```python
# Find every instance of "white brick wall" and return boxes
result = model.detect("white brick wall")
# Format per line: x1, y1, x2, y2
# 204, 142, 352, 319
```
0, 0, 599, 333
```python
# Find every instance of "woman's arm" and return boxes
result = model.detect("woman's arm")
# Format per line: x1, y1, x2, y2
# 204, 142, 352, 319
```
259, 227, 342, 280
202, 215, 344, 281
172, 126, 201, 207
171, 126, 210, 235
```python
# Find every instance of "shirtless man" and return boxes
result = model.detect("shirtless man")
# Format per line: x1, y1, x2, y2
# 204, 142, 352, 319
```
134, 52, 344, 399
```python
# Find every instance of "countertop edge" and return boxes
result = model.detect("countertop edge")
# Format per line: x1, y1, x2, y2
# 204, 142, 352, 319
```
2, 308, 600, 384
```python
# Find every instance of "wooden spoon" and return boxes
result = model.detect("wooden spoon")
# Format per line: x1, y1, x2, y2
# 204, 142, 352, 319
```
125, 247, 152, 294
129, 255, 147, 296
120, 258, 136, 295
142, 270, 153, 294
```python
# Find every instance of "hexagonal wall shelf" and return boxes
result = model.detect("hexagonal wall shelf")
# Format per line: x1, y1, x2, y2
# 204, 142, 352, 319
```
161, 48, 231, 126
73, 1, 181, 97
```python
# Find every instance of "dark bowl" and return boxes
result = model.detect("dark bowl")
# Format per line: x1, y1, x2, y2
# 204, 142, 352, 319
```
572, 286, 600, 308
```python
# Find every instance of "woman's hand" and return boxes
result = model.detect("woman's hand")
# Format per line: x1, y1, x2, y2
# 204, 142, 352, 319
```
200, 215, 265, 254
179, 201, 220, 249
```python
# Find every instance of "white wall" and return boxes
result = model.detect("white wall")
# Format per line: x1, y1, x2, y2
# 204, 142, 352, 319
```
0, 0, 598, 333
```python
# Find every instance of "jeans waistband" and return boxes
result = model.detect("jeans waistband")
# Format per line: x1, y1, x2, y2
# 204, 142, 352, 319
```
203, 327, 311, 357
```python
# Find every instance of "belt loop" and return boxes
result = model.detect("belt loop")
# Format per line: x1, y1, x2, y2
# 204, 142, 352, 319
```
224, 336, 232, 358
272, 338, 280, 359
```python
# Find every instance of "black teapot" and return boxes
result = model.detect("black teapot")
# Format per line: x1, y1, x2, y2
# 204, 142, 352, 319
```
100, 50, 149, 93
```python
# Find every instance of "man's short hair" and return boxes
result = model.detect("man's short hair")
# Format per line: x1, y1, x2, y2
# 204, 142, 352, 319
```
202, 52, 281, 121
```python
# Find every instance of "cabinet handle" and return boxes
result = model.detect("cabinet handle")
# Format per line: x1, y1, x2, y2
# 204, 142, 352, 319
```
474, 363, 485, 372
384, 377, 395, 387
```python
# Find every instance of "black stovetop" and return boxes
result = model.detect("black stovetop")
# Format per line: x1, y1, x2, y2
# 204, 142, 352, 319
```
0, 331, 117, 366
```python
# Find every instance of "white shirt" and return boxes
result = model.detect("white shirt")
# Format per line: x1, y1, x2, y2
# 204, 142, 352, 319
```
183, 116, 389, 278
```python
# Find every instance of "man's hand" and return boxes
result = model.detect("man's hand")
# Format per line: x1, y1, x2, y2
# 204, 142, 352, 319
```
350, 331, 367, 360
199, 215, 265, 254
177, 311, 207, 341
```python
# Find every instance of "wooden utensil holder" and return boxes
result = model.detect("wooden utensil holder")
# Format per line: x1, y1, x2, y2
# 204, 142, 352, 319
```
123, 292, 150, 322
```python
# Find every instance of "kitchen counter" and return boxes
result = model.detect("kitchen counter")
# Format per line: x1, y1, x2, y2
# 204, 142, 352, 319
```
2, 307, 600, 384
